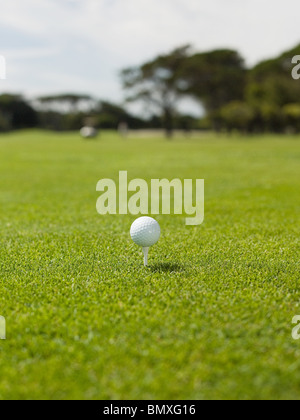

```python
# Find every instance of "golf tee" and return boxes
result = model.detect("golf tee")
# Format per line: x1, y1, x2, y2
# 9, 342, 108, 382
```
143, 247, 149, 266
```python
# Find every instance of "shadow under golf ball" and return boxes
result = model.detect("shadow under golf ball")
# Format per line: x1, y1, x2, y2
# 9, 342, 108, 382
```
149, 262, 185, 273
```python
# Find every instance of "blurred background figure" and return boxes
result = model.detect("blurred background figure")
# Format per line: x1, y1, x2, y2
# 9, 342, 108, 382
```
118, 121, 129, 138
80, 126, 98, 139
80, 117, 98, 139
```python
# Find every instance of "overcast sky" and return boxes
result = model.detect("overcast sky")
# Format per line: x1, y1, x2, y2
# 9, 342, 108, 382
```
0, 0, 299, 109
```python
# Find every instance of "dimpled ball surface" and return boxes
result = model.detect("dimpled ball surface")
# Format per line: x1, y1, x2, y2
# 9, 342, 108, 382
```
130, 217, 161, 248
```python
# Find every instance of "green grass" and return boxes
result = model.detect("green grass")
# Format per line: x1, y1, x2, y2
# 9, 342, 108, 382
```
0, 129, 299, 400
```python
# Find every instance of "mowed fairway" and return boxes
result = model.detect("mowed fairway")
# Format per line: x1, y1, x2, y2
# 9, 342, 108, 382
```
0, 130, 299, 400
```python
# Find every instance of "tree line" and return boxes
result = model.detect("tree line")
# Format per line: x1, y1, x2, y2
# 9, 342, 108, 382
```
1, 43, 300, 135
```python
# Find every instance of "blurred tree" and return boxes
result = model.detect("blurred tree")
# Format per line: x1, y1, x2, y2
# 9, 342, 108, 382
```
219, 101, 254, 133
174, 114, 198, 133
97, 101, 128, 128
247, 43, 300, 132
63, 112, 87, 131
121, 45, 191, 137
282, 103, 300, 133
0, 94, 37, 130
250, 44, 300, 82
96, 101, 147, 129
180, 49, 246, 125
246, 76, 300, 109
0, 110, 10, 132
37, 111, 64, 131
35, 94, 96, 114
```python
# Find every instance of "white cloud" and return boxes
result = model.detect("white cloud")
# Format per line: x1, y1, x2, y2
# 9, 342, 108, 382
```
50, 0, 300, 65
0, 0, 300, 103
2, 47, 61, 60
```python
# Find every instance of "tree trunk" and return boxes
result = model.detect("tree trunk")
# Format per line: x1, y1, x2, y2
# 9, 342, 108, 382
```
163, 108, 174, 139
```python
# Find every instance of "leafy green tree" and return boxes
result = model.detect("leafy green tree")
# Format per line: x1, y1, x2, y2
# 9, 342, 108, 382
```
121, 45, 191, 137
36, 94, 96, 114
0, 110, 10, 132
282, 103, 300, 133
0, 94, 37, 130
219, 101, 254, 133
250, 43, 300, 83
37, 111, 64, 131
247, 43, 300, 132
180, 49, 246, 116
95, 101, 146, 129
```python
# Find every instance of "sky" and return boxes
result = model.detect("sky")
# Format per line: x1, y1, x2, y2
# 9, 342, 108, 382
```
0, 0, 299, 114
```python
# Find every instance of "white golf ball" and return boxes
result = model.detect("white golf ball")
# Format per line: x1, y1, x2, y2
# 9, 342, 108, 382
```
130, 217, 161, 248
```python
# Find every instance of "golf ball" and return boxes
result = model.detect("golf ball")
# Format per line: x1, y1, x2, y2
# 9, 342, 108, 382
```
130, 217, 161, 248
